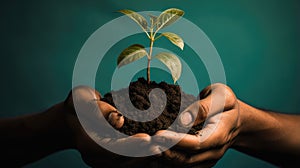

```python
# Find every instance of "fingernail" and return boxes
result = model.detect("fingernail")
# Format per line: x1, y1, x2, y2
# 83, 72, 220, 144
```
108, 111, 124, 129
179, 111, 193, 126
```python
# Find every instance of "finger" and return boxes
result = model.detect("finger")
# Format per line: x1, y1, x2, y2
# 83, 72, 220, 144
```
79, 130, 152, 160
101, 133, 151, 146
200, 83, 236, 113
155, 117, 231, 151
93, 133, 153, 156
199, 84, 212, 99
69, 86, 125, 129
178, 101, 207, 127
187, 148, 225, 165
66, 86, 99, 114
71, 86, 102, 118
70, 86, 118, 118
107, 110, 124, 129
96, 100, 117, 118
76, 100, 125, 130
179, 83, 236, 127
154, 130, 202, 150
154, 128, 217, 151
95, 100, 127, 129
72, 86, 101, 103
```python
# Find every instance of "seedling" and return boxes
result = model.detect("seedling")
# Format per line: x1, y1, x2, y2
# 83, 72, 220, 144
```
117, 8, 185, 84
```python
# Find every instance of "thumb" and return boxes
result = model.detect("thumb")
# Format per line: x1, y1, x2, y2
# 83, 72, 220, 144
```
178, 83, 231, 127
178, 101, 207, 127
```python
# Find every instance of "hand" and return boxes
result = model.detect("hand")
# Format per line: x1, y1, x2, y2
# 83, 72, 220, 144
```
154, 83, 240, 168
64, 86, 156, 167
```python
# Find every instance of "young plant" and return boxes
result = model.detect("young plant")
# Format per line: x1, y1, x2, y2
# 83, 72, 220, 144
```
117, 8, 185, 84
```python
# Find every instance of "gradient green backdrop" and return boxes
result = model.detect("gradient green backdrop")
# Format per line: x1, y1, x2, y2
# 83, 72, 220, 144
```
1, 0, 299, 167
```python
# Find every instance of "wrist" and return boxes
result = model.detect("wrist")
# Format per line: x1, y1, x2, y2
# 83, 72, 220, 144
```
31, 102, 76, 150
231, 100, 300, 167
47, 102, 76, 150
0, 102, 75, 166
232, 100, 259, 148
232, 100, 279, 148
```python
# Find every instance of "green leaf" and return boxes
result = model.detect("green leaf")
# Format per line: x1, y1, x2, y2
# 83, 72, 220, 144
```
161, 32, 184, 50
148, 14, 157, 27
118, 9, 148, 33
117, 44, 148, 68
155, 8, 184, 32
155, 52, 182, 83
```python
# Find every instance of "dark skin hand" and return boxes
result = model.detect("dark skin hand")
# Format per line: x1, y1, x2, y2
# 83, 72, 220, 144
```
154, 83, 300, 168
1, 84, 299, 167
65, 86, 159, 167
0, 86, 157, 167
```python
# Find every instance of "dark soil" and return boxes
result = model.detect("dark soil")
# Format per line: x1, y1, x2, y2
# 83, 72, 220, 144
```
101, 77, 203, 136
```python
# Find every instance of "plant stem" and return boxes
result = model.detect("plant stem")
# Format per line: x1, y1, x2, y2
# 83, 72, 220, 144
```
147, 37, 154, 84
147, 58, 151, 84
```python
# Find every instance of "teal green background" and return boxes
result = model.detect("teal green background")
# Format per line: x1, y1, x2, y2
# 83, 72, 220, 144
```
1, 0, 299, 167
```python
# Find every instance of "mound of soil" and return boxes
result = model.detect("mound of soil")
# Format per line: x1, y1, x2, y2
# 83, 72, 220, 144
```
101, 78, 203, 136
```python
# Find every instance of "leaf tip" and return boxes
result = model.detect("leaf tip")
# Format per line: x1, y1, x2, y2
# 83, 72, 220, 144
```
180, 43, 184, 50
117, 9, 130, 13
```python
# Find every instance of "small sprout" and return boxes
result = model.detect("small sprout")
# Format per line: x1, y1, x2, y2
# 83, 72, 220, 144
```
117, 8, 185, 84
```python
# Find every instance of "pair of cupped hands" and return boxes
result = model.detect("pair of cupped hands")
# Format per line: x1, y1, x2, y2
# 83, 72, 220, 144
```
64, 83, 240, 168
